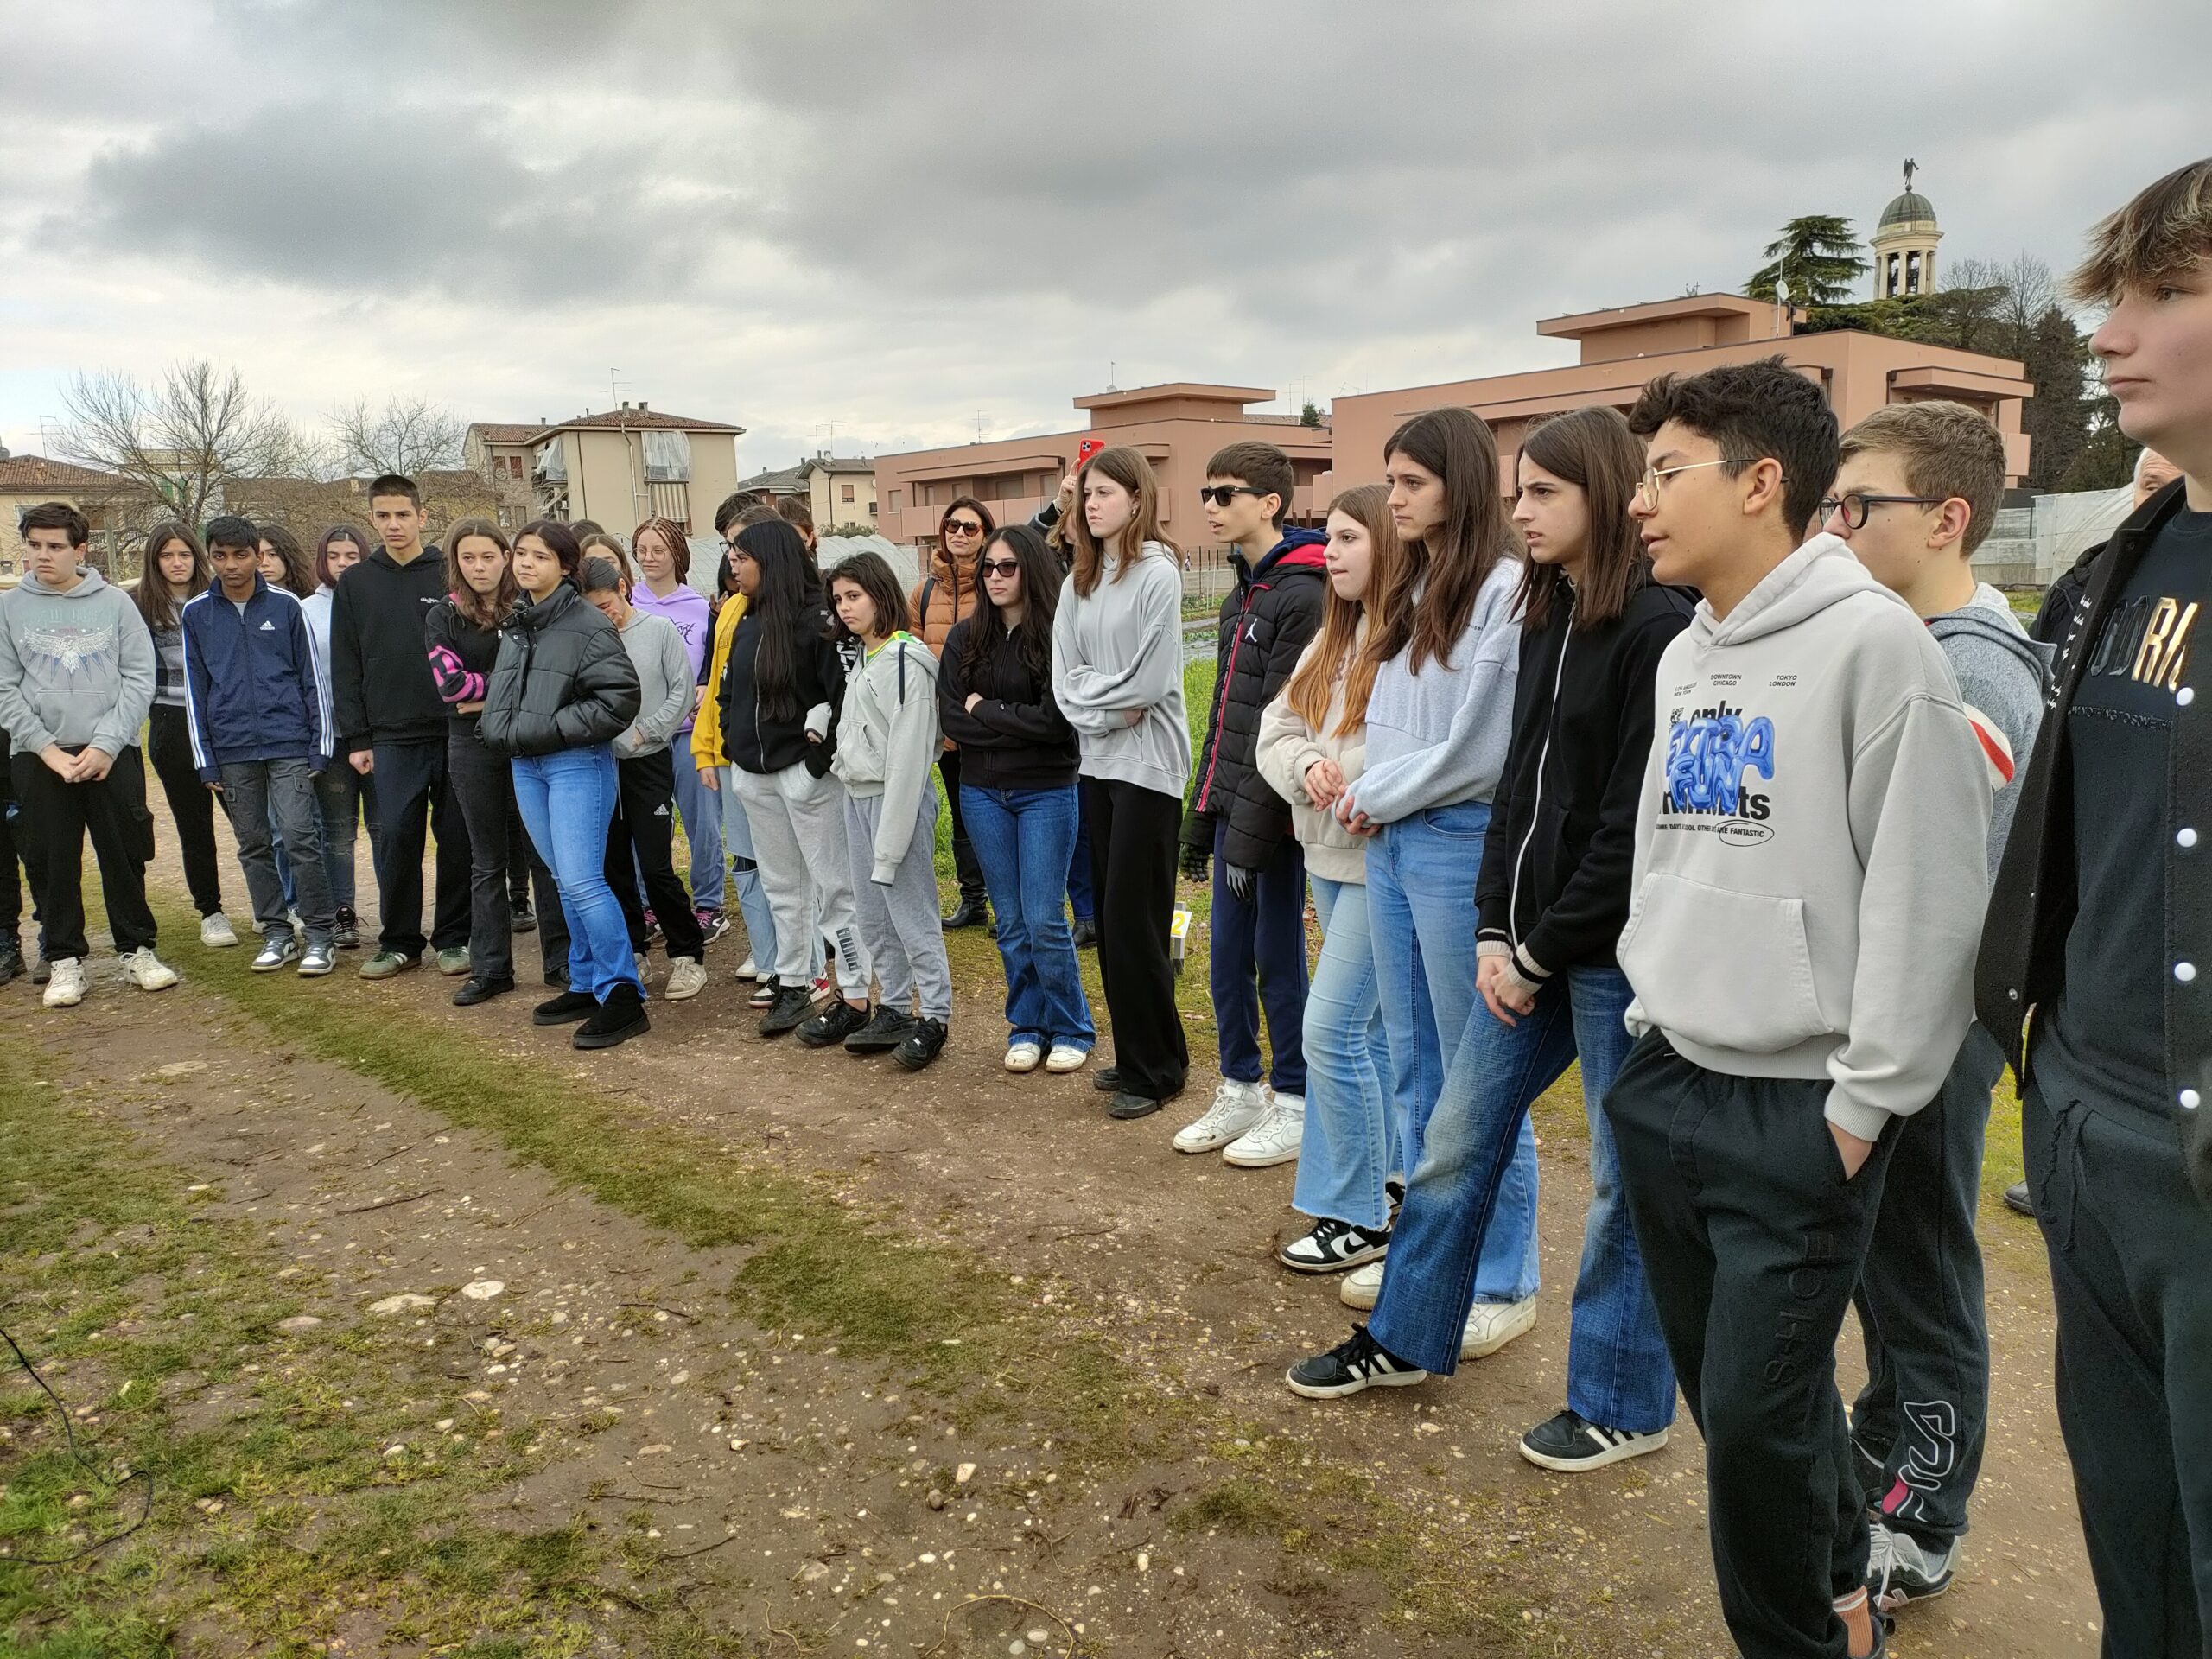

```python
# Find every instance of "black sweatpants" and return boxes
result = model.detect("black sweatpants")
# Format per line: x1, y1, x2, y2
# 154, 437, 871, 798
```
607, 748, 705, 963
369, 736, 472, 959
1084, 776, 1186, 1102
446, 721, 568, 983
1605, 1032, 1896, 1659
147, 703, 228, 918
938, 747, 988, 911
0, 753, 41, 944
2024, 1080, 2212, 1658
1851, 1024, 2002, 1547
11, 747, 159, 963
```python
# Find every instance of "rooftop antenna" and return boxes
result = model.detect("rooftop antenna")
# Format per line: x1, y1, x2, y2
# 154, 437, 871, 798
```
1104, 360, 1118, 394
813, 421, 837, 458
974, 410, 987, 445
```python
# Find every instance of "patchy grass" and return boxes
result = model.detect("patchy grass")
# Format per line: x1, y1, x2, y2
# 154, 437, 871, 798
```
0, 1044, 730, 1656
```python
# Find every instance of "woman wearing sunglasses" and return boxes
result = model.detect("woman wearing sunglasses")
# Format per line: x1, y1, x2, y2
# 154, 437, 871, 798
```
911, 497, 996, 931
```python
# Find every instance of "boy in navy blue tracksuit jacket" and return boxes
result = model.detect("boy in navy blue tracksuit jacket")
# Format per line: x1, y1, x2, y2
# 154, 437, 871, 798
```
183, 517, 337, 975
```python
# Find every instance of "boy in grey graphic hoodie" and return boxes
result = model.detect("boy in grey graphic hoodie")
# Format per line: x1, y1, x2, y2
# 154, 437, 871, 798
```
1827, 404, 2052, 1609
1602, 362, 1990, 1659
0, 504, 175, 1005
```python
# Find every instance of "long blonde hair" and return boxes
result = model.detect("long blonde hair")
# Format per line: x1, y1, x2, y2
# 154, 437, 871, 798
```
1285, 485, 1402, 738
1067, 445, 1177, 598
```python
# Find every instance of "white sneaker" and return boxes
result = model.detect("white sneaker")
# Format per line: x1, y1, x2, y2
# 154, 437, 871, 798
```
42, 956, 86, 1008
1223, 1091, 1305, 1167
121, 946, 180, 991
1460, 1295, 1538, 1360
1044, 1043, 1090, 1074
735, 955, 758, 980
1004, 1040, 1043, 1073
1172, 1079, 1268, 1154
665, 957, 709, 1001
200, 912, 238, 949
1340, 1258, 1385, 1310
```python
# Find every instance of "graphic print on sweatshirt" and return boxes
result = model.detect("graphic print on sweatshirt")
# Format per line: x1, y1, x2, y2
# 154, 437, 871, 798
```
1658, 677, 1779, 845
20, 621, 118, 678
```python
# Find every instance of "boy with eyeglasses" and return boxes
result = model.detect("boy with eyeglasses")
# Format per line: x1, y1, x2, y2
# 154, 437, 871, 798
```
1170, 442, 1327, 1166
1978, 158, 2212, 1656
1605, 358, 1992, 1659
1824, 401, 2047, 1616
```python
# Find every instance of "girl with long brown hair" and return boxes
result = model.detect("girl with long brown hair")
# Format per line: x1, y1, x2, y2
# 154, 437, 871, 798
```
1288, 405, 1541, 1395
424, 518, 566, 1004
134, 518, 235, 945
1255, 485, 1403, 1271
628, 515, 724, 940
1049, 445, 1190, 1121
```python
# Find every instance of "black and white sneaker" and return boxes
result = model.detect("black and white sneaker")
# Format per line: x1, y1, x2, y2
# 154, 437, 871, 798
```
1278, 1217, 1391, 1274
798, 999, 870, 1048
1517, 1408, 1669, 1472
1866, 1520, 1957, 1612
1285, 1325, 1427, 1399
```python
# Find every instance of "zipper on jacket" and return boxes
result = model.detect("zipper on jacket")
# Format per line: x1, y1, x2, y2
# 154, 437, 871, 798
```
1506, 589, 1574, 955
1196, 580, 1268, 814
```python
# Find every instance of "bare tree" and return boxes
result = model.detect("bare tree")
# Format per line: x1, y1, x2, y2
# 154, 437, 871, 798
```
326, 395, 467, 479
56, 359, 309, 528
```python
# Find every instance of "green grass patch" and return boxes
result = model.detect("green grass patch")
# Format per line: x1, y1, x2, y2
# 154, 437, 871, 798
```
0, 1043, 721, 1655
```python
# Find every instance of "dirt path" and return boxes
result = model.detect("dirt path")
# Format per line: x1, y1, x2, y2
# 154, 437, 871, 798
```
3, 821, 2104, 1654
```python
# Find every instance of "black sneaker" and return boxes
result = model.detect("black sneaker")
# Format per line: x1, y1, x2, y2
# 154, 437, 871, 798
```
1285, 1325, 1427, 1400
941, 897, 989, 930
575, 983, 649, 1050
1090, 1065, 1122, 1095
31, 953, 50, 986
1071, 918, 1098, 950
511, 899, 537, 934
453, 975, 516, 1007
1278, 1217, 1392, 1274
1108, 1091, 1163, 1121
1517, 1408, 1669, 1472
843, 1006, 917, 1054
799, 999, 870, 1048
0, 941, 22, 987
544, 964, 569, 989
893, 1016, 948, 1071
2002, 1180, 2034, 1217
758, 984, 817, 1037
532, 988, 598, 1026
332, 906, 362, 950
1866, 1520, 1957, 1613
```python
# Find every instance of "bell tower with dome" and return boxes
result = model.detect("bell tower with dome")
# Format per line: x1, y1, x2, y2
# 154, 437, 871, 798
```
1872, 159, 1942, 298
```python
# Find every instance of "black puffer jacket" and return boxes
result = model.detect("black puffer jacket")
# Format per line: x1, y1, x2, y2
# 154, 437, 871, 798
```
1475, 575, 1695, 976
479, 584, 640, 759
717, 603, 846, 779
1184, 530, 1328, 868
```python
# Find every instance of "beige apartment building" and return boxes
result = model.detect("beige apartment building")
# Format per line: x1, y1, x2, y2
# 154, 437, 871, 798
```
1332, 293, 2033, 492
802, 454, 878, 532
874, 384, 1331, 555
466, 404, 746, 535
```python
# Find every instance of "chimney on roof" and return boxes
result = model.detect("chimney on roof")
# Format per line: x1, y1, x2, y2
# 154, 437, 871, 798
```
637, 401, 647, 413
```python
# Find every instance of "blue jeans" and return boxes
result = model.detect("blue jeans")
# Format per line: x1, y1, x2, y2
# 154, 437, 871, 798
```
512, 747, 639, 1002
671, 748, 724, 913
1293, 875, 1394, 1229
315, 761, 379, 915
1066, 780, 1095, 924
963, 784, 1094, 1048
1367, 801, 1539, 1303
1211, 819, 1308, 1096
716, 764, 785, 971
1370, 966, 1676, 1432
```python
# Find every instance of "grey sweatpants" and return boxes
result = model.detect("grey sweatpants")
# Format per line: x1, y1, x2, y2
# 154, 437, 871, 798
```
221, 758, 334, 943
730, 759, 866, 998
844, 788, 952, 1024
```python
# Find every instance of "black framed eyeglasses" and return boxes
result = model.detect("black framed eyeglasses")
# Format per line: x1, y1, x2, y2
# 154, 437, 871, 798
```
1819, 493, 1946, 530
1198, 485, 1268, 509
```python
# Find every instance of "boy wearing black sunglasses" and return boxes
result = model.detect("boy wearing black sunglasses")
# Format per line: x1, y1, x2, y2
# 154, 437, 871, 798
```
1172, 442, 1328, 1165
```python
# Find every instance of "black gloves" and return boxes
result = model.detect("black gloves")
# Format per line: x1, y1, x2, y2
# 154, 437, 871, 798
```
1179, 841, 1211, 883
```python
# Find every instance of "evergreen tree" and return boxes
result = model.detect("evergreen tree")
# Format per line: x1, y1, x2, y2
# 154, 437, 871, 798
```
1746, 216, 1871, 305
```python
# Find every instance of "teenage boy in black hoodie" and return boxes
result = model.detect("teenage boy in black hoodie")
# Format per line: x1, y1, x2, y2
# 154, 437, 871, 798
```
1978, 158, 2212, 1657
329, 474, 473, 979
1607, 359, 1991, 1659
1172, 442, 1327, 1166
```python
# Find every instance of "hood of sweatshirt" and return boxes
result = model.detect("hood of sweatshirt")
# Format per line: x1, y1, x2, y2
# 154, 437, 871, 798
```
1928, 582, 2051, 681
16, 566, 113, 602
1236, 526, 1329, 586
1694, 531, 1912, 648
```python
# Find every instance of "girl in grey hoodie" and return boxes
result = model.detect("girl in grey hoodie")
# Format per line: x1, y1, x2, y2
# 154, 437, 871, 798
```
1051, 447, 1191, 1120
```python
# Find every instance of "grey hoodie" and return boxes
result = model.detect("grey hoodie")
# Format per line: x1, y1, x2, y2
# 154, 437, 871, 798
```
612, 608, 694, 760
1926, 582, 2050, 882
0, 566, 156, 757
1052, 544, 1191, 800
832, 632, 941, 883
1619, 533, 1993, 1142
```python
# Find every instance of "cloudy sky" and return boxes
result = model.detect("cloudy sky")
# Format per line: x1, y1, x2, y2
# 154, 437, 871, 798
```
3, 1, 2206, 476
